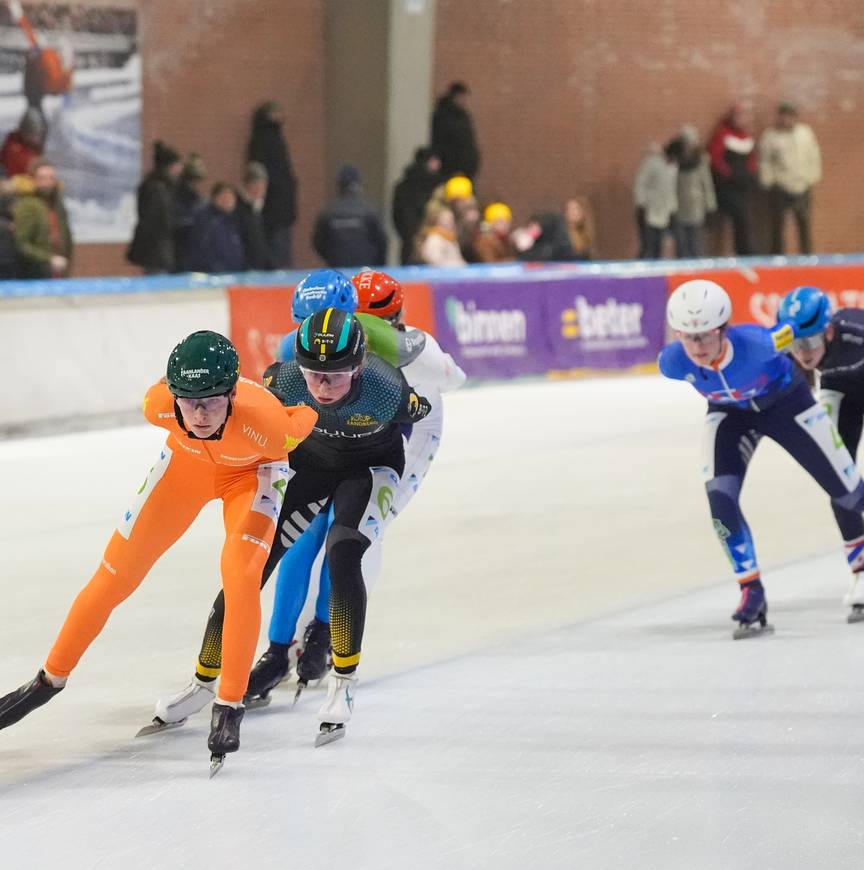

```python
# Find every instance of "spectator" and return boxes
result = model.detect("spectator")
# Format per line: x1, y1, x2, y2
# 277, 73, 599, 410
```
312, 164, 387, 268
392, 146, 442, 264
174, 152, 207, 272
474, 202, 516, 262
563, 197, 594, 260
12, 158, 72, 278
127, 140, 182, 274
633, 140, 678, 259
0, 180, 18, 278
759, 102, 821, 255
189, 182, 247, 274
0, 108, 45, 178
516, 213, 578, 262
440, 175, 482, 261
247, 101, 297, 268
708, 103, 758, 255
235, 161, 274, 270
431, 81, 480, 180
673, 125, 716, 258
417, 201, 465, 266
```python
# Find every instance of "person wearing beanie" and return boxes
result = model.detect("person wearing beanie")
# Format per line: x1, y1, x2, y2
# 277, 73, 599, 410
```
759, 102, 822, 254
312, 163, 387, 268
127, 140, 182, 274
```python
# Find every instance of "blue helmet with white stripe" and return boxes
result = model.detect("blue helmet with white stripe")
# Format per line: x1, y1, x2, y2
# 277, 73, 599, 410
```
291, 269, 358, 323
295, 308, 366, 372
778, 286, 832, 338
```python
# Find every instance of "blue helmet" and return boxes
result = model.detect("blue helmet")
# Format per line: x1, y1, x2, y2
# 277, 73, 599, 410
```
777, 286, 832, 338
291, 270, 358, 323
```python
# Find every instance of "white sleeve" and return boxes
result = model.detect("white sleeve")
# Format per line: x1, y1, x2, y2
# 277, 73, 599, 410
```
403, 331, 467, 394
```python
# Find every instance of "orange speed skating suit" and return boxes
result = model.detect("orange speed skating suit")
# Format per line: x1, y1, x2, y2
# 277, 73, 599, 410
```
45, 378, 317, 703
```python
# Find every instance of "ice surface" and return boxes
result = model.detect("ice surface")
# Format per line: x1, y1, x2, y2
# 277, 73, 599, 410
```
0, 375, 862, 869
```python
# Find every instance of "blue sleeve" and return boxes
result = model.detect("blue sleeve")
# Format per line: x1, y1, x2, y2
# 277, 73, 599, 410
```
658, 342, 689, 380
277, 328, 298, 362
732, 324, 792, 364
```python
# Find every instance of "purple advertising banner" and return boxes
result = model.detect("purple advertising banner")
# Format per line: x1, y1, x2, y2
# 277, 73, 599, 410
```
432, 279, 555, 378
431, 275, 667, 378
543, 275, 667, 371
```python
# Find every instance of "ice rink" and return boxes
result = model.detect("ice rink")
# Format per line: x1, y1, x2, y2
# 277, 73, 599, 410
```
1, 374, 863, 869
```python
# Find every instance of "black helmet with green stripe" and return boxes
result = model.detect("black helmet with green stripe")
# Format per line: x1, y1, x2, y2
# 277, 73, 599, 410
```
295, 308, 366, 372
166, 330, 240, 398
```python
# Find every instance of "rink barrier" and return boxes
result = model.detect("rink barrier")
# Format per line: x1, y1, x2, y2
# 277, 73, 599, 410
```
3, 254, 864, 433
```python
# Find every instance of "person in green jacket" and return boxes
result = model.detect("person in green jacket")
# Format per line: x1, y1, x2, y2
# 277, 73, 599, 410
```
13, 158, 73, 279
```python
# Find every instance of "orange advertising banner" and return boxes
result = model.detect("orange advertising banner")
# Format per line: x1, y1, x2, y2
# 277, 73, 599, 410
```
228, 281, 438, 382
668, 266, 864, 327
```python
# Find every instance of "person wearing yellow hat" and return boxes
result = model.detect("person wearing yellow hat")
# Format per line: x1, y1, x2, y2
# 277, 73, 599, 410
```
444, 174, 473, 202
474, 201, 516, 262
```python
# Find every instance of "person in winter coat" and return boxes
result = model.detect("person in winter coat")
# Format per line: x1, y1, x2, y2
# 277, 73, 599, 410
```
12, 158, 73, 279
417, 202, 465, 266
431, 82, 480, 180
759, 103, 822, 255
633, 141, 678, 259
564, 198, 594, 260
0, 108, 45, 178
392, 146, 442, 264
247, 101, 297, 268
174, 153, 208, 273
235, 162, 274, 270
473, 202, 516, 263
673, 125, 716, 258
189, 182, 247, 274
127, 140, 182, 274
708, 103, 758, 255
312, 164, 387, 268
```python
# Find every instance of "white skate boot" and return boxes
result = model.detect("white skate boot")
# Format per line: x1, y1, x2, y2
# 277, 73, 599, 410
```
136, 676, 216, 736
845, 573, 864, 623
314, 672, 357, 747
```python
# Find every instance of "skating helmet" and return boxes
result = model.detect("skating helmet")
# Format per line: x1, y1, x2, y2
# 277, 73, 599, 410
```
291, 269, 358, 323
351, 270, 404, 322
667, 280, 732, 333
295, 308, 366, 373
166, 331, 240, 398
777, 286, 832, 338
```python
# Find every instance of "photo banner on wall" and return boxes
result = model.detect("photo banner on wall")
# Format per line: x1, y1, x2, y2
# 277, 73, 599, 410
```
0, 2, 140, 243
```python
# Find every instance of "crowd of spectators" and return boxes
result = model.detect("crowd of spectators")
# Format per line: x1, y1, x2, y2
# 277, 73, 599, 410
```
634, 101, 822, 259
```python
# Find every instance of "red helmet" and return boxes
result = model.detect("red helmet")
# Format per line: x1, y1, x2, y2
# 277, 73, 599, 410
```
351, 270, 404, 322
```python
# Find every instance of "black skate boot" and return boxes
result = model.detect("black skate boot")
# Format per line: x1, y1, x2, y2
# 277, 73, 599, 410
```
208, 702, 245, 777
293, 618, 332, 705
731, 579, 774, 640
244, 641, 295, 709
0, 670, 64, 730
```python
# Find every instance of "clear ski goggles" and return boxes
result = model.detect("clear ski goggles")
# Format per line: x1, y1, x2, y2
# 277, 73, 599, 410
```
298, 366, 359, 386
676, 328, 721, 345
175, 394, 230, 413
791, 333, 826, 352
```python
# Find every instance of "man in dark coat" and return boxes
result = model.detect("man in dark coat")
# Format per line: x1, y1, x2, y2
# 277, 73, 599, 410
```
312, 164, 387, 268
247, 101, 297, 268
189, 182, 247, 274
391, 146, 442, 264
127, 140, 182, 274
174, 153, 208, 273
235, 162, 274, 270
431, 82, 480, 180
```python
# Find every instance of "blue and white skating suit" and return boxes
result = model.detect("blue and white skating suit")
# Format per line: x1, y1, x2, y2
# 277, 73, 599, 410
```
814, 308, 864, 569
268, 325, 466, 647
660, 323, 864, 583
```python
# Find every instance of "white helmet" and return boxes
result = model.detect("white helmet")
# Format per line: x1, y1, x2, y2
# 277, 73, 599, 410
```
667, 280, 732, 332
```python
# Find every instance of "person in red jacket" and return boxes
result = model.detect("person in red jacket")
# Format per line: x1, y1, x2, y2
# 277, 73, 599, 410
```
708, 103, 758, 255
0, 108, 45, 177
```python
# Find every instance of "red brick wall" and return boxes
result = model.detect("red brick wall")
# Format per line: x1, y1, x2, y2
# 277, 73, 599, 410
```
76, 0, 327, 276
433, 0, 864, 258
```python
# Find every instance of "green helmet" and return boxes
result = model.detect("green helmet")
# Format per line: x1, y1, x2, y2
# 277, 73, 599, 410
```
295, 308, 366, 372
166, 330, 240, 398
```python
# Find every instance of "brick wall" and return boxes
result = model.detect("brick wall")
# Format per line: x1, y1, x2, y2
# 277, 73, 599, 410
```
75, 0, 328, 276
433, 0, 864, 258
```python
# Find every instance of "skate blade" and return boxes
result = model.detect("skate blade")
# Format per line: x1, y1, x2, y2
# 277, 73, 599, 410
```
847, 607, 864, 624
292, 680, 308, 708
732, 622, 775, 640
314, 723, 345, 748
135, 717, 187, 738
243, 694, 272, 711
209, 753, 225, 778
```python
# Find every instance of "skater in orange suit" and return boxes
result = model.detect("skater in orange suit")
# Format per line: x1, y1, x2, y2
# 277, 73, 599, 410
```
0, 331, 317, 769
